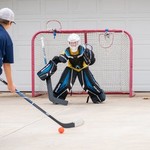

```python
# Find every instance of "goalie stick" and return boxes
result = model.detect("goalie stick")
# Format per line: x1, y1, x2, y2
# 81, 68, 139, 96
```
0, 77, 84, 128
40, 37, 68, 105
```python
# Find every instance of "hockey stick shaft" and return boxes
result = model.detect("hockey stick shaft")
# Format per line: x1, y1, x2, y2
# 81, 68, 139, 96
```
0, 77, 83, 128
40, 37, 68, 105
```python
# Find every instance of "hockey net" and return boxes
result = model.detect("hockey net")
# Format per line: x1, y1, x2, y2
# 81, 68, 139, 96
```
31, 29, 134, 97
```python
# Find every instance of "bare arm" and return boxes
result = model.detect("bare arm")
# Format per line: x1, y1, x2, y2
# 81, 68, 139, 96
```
3, 63, 16, 92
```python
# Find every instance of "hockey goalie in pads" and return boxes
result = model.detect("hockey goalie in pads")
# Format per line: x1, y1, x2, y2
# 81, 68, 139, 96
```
37, 33, 106, 104
52, 33, 106, 104
37, 60, 57, 81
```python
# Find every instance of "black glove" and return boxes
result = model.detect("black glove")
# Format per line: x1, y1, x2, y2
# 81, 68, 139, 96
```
52, 55, 67, 64
83, 49, 95, 65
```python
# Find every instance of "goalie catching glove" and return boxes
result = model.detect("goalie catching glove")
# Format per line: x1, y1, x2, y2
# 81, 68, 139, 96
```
37, 60, 57, 81
83, 48, 95, 65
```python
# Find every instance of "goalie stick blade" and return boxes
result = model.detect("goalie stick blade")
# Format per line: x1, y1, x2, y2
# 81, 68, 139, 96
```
46, 78, 68, 105
50, 96, 68, 105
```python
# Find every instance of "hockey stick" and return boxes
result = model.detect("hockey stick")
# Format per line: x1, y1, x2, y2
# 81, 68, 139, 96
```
40, 37, 68, 105
0, 77, 84, 128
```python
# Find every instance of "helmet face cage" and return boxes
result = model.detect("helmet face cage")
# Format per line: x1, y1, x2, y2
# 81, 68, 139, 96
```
67, 33, 81, 52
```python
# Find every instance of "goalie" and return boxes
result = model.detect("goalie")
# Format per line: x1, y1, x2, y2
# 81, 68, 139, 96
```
37, 33, 106, 104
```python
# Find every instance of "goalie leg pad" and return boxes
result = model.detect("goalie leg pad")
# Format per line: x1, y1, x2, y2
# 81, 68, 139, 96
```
37, 60, 57, 81
53, 67, 77, 99
53, 67, 72, 99
88, 89, 106, 103
98, 89, 106, 102
78, 68, 106, 103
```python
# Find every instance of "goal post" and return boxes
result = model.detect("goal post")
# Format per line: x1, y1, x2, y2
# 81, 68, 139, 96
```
31, 29, 134, 97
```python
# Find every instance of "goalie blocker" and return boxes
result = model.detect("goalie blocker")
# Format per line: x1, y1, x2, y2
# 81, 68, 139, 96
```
37, 60, 57, 80
37, 59, 68, 105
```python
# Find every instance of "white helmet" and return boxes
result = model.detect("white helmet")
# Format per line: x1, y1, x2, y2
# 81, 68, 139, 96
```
67, 33, 81, 52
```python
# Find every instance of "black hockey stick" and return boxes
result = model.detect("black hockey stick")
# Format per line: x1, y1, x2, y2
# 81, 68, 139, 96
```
0, 77, 84, 128
40, 37, 68, 105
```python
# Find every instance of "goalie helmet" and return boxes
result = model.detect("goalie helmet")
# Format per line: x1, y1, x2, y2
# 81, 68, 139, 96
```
67, 33, 81, 52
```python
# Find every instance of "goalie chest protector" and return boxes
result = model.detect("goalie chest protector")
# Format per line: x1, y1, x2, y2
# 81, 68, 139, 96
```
64, 46, 86, 70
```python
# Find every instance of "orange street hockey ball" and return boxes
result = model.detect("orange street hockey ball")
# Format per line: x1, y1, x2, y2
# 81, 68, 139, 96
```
58, 127, 64, 134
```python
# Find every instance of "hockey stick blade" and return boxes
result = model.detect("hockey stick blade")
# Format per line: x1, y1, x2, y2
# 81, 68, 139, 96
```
46, 78, 68, 105
0, 77, 84, 128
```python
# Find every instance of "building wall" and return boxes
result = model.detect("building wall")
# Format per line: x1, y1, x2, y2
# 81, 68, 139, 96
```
0, 0, 150, 91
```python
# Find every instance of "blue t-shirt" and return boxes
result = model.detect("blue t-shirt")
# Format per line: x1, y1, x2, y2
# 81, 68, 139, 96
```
0, 24, 14, 75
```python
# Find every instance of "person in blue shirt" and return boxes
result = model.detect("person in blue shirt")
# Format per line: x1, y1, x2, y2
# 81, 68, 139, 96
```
0, 8, 16, 92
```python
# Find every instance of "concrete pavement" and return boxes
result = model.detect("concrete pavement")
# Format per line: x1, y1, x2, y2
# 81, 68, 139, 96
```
1, 92, 150, 150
